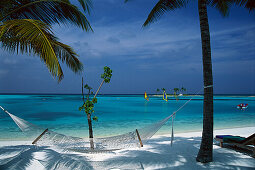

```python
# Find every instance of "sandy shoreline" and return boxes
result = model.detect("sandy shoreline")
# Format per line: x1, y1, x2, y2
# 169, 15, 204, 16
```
0, 126, 254, 169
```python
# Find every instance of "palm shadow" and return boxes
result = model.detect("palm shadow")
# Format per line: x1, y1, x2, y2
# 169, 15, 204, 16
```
100, 136, 255, 169
37, 148, 94, 169
0, 144, 95, 170
0, 137, 254, 170
0, 145, 44, 170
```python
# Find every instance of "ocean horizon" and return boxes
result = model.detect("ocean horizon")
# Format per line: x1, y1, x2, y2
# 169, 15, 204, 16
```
0, 94, 254, 141
0, 93, 255, 96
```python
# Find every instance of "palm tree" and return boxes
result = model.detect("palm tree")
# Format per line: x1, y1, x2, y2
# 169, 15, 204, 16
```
173, 88, 179, 94
125, 0, 254, 163
156, 88, 160, 94
234, 0, 255, 11
0, 0, 93, 81
173, 87, 179, 100
181, 86, 186, 95
180, 86, 184, 93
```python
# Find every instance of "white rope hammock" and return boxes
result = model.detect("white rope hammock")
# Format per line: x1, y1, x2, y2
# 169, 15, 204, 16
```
0, 89, 204, 151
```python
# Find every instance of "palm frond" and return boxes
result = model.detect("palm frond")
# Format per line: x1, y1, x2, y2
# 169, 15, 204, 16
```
52, 40, 83, 73
0, 0, 92, 32
78, 0, 93, 15
143, 0, 187, 27
0, 0, 14, 17
0, 19, 67, 81
233, 0, 255, 12
207, 0, 233, 16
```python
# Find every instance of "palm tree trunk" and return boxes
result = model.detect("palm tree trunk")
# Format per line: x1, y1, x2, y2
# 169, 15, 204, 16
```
87, 113, 94, 149
94, 79, 105, 98
196, 0, 214, 163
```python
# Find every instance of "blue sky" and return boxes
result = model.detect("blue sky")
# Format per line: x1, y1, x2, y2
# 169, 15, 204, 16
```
0, 0, 254, 94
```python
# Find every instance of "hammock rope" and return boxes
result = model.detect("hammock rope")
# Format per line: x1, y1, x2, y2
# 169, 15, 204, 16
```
0, 90, 203, 151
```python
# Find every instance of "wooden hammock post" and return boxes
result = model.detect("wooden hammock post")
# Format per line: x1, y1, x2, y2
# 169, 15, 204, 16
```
32, 128, 48, 144
136, 129, 143, 147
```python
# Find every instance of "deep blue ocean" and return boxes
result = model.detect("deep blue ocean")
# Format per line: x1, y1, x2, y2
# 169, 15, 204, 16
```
0, 94, 254, 140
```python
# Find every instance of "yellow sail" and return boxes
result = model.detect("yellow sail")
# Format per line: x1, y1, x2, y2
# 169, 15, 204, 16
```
144, 92, 149, 101
163, 91, 168, 101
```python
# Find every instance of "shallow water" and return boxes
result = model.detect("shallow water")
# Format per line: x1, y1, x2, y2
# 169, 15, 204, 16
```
0, 94, 254, 140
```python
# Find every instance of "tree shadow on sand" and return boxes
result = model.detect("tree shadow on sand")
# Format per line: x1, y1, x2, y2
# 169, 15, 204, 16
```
0, 136, 254, 170
0, 145, 44, 170
0, 144, 96, 170
101, 136, 255, 169
0, 144, 142, 169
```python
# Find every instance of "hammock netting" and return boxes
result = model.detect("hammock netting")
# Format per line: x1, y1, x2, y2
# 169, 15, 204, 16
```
0, 106, 174, 151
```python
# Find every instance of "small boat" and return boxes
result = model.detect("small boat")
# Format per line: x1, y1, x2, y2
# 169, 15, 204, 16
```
163, 91, 168, 101
237, 103, 248, 110
144, 92, 149, 101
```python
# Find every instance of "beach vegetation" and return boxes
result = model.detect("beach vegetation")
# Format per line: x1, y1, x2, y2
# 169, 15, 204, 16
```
156, 88, 160, 94
79, 66, 113, 149
173, 87, 179, 101
181, 86, 186, 94
0, 0, 93, 82
125, 0, 254, 163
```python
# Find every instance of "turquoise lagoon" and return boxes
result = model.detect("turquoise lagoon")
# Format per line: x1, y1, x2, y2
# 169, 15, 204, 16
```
0, 94, 254, 140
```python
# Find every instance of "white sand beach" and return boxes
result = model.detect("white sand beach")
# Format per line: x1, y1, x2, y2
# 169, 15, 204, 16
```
0, 127, 254, 170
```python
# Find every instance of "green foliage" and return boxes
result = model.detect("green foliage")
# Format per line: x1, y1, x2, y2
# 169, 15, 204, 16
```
78, 0, 93, 15
79, 98, 97, 115
84, 84, 92, 90
174, 88, 179, 93
101, 66, 113, 83
181, 86, 185, 91
84, 100, 94, 114
181, 86, 186, 93
233, 0, 255, 12
92, 116, 98, 121
141, 0, 252, 27
161, 88, 166, 92
0, 19, 83, 81
92, 97, 97, 103
143, 0, 187, 27
0, 0, 92, 81
80, 83, 96, 118
0, 0, 93, 30
80, 66, 112, 122
173, 87, 180, 101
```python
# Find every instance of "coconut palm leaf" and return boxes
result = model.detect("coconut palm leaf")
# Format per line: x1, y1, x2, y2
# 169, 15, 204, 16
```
0, 0, 92, 31
207, 0, 233, 16
0, 19, 83, 81
233, 0, 255, 11
78, 0, 93, 15
51, 40, 83, 73
143, 0, 187, 27
143, 0, 239, 27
